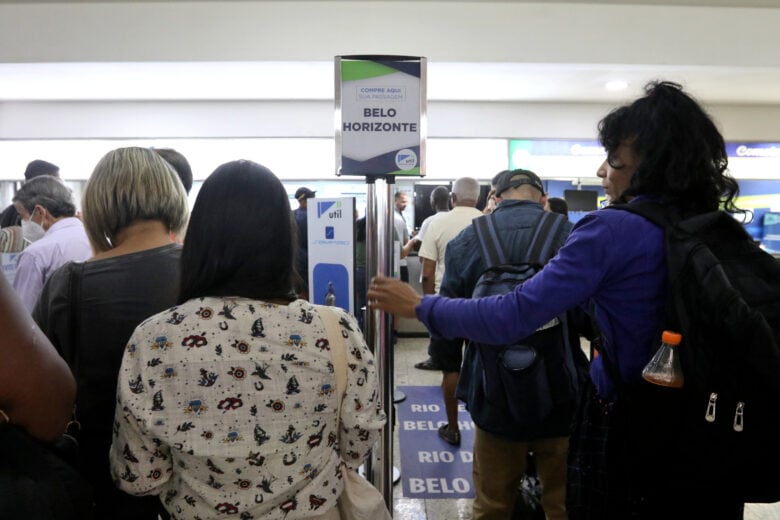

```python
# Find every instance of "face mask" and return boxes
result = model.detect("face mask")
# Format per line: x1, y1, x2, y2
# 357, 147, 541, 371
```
21, 217, 46, 243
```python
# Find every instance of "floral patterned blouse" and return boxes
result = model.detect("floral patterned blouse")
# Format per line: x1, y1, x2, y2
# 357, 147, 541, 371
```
109, 297, 386, 519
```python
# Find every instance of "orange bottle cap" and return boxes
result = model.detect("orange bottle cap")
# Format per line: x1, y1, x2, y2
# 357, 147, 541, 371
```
662, 330, 682, 345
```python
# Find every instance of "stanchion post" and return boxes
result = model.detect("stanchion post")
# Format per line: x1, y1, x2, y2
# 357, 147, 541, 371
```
364, 176, 395, 512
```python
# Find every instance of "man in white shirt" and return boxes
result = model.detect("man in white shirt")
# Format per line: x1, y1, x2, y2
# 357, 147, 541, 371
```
406, 185, 450, 371
417, 177, 483, 446
402, 185, 450, 260
12, 176, 92, 311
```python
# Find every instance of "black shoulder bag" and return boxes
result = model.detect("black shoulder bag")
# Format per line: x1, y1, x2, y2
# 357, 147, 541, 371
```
0, 263, 93, 519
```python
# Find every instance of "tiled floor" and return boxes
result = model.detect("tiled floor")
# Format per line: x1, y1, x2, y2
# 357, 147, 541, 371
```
389, 336, 780, 519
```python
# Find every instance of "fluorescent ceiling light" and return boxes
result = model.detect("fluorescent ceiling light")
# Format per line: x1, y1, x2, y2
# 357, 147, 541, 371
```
605, 80, 628, 91
2, 63, 780, 104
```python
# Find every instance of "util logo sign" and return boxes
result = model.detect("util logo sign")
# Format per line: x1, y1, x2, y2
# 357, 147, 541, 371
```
317, 201, 343, 219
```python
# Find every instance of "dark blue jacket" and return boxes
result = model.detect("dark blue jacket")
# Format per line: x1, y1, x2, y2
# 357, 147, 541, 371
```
442, 199, 577, 439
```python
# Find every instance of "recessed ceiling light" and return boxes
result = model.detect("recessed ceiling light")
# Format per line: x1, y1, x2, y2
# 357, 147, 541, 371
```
605, 80, 628, 91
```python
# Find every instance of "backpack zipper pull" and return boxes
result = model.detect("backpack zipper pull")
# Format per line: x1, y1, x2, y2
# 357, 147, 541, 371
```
733, 401, 744, 432
705, 392, 718, 422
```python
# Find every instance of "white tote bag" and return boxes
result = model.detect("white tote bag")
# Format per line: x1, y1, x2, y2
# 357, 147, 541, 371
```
320, 307, 392, 520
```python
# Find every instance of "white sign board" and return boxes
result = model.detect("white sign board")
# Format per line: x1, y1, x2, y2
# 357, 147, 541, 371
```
336, 55, 426, 177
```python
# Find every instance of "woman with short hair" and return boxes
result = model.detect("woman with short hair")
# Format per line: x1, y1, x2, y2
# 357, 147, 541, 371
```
34, 146, 189, 520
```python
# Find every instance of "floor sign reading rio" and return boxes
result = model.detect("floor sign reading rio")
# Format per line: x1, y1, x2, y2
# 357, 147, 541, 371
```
396, 385, 476, 499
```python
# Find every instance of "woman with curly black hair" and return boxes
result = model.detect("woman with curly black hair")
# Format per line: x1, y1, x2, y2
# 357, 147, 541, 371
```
368, 81, 748, 518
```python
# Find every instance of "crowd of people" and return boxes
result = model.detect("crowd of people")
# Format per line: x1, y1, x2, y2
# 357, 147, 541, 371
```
0, 80, 762, 519
0, 149, 385, 520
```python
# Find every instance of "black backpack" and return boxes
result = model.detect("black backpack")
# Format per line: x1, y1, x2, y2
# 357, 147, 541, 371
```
456, 211, 581, 438
611, 200, 780, 503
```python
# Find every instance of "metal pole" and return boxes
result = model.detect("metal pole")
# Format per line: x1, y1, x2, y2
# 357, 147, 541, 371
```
364, 176, 395, 512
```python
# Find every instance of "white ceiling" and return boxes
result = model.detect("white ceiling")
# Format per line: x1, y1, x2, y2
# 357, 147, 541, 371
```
1, 0, 780, 106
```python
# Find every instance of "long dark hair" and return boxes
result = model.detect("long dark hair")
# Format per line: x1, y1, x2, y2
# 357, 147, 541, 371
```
598, 81, 742, 217
179, 160, 297, 303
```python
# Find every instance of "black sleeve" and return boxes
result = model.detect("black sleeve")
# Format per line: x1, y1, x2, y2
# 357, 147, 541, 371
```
32, 263, 75, 369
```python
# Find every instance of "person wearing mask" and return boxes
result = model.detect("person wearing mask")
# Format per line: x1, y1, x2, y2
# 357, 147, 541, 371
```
0, 159, 60, 229
368, 81, 748, 518
33, 147, 189, 520
11, 175, 91, 311
109, 160, 385, 520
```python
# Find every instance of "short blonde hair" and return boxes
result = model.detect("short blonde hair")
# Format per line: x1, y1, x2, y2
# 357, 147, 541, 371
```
82, 147, 189, 252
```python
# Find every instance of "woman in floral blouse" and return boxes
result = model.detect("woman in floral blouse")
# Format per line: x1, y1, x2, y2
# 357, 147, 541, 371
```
109, 160, 386, 519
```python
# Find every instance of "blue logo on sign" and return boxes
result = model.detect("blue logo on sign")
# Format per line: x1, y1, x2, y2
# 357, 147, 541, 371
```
325, 226, 334, 239
395, 148, 418, 171
317, 201, 336, 218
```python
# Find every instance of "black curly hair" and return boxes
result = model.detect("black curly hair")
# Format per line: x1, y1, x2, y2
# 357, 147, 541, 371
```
598, 80, 742, 217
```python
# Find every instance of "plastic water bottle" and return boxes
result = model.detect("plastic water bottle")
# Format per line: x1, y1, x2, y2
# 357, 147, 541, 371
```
324, 282, 336, 306
641, 330, 684, 388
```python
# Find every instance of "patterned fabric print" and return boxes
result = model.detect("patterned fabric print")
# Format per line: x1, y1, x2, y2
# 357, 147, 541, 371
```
110, 297, 386, 520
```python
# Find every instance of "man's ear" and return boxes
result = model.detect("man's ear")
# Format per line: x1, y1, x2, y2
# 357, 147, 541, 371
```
34, 204, 52, 229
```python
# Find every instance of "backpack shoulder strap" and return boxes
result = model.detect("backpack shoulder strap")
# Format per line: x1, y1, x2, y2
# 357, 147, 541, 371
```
472, 210, 568, 269
472, 213, 507, 269
521, 212, 568, 265
320, 306, 348, 420
608, 199, 675, 228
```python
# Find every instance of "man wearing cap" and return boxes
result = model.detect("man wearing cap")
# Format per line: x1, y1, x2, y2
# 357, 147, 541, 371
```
293, 187, 316, 298
442, 169, 574, 520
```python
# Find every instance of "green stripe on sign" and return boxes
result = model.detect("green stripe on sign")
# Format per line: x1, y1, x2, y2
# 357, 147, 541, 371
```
389, 167, 421, 176
342, 61, 397, 81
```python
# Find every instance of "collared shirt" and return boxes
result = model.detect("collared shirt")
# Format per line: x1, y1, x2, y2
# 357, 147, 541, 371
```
416, 199, 667, 400
412, 210, 448, 283
415, 210, 448, 245
418, 205, 483, 293
13, 217, 92, 311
